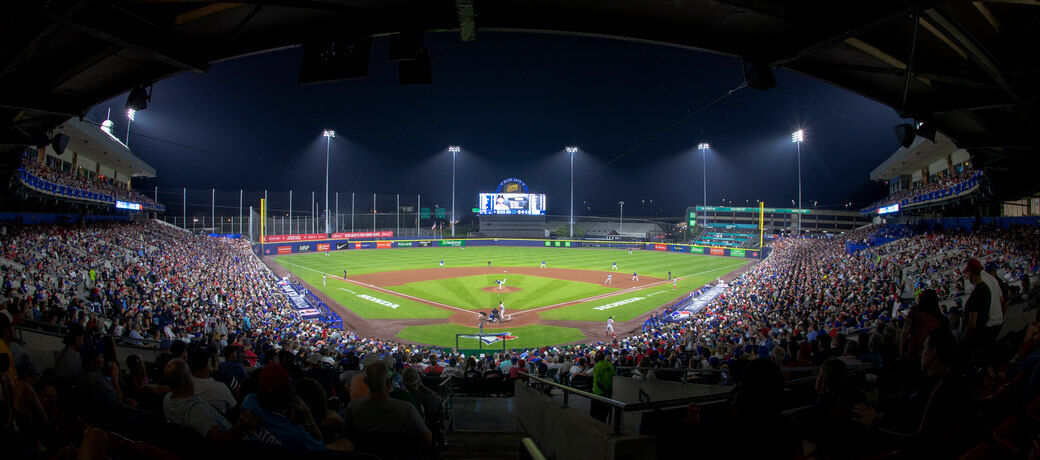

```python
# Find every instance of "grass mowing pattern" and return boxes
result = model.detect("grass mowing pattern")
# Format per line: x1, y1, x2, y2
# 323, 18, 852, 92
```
396, 323, 586, 349
386, 274, 617, 311
275, 259, 451, 319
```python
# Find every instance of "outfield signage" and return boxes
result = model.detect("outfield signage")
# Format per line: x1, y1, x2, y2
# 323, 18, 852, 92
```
332, 231, 393, 239
697, 206, 809, 214
730, 249, 746, 257
317, 243, 330, 251
877, 203, 899, 214
690, 246, 705, 254
593, 297, 645, 311
440, 240, 465, 247
277, 246, 291, 254
356, 294, 399, 309
265, 233, 326, 242
544, 240, 572, 247
397, 241, 413, 247
336, 242, 350, 250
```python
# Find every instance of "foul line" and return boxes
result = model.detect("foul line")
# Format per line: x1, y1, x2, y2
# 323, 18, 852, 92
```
278, 258, 745, 318
511, 261, 747, 316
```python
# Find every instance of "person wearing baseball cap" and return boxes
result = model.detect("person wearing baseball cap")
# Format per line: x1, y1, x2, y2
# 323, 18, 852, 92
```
961, 258, 999, 365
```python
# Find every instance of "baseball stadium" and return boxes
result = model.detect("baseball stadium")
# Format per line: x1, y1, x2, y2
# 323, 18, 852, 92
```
2, 2, 1040, 460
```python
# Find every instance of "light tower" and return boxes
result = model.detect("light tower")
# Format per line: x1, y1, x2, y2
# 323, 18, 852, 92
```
697, 143, 710, 206
322, 129, 335, 234
448, 145, 461, 237
565, 146, 579, 238
792, 129, 805, 236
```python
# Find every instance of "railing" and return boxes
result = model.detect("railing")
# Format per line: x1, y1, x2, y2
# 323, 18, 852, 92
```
520, 371, 732, 434
520, 438, 547, 460
16, 168, 165, 212
16, 318, 163, 349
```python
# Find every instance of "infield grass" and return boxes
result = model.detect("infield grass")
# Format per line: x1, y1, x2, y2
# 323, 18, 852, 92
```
386, 274, 617, 311
396, 323, 587, 349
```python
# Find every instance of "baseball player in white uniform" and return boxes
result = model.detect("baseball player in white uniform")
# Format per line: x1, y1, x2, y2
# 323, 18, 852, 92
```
322, 273, 327, 287
611, 261, 618, 271
499, 301, 505, 321
496, 279, 506, 291
606, 316, 616, 339
604, 274, 613, 285
540, 260, 547, 268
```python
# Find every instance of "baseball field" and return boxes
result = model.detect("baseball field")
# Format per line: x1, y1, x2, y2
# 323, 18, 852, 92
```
274, 245, 748, 349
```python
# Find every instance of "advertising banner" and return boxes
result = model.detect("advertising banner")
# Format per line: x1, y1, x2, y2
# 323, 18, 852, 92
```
439, 240, 465, 247
356, 242, 375, 249
397, 241, 413, 247
336, 242, 350, 250
265, 233, 327, 242
376, 241, 392, 249
670, 245, 686, 252
277, 246, 291, 255
729, 249, 746, 257
330, 231, 393, 239
317, 243, 330, 252
298, 244, 311, 252
710, 248, 725, 256
418, 240, 433, 247
654, 243, 666, 251
689, 246, 705, 254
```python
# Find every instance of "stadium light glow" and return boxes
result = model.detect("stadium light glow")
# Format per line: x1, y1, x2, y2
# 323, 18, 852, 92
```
697, 143, 709, 150
565, 146, 578, 154
126, 108, 135, 122
792, 129, 805, 235
792, 129, 805, 143
448, 145, 461, 154
323, 129, 335, 138
323, 129, 336, 233
698, 142, 709, 206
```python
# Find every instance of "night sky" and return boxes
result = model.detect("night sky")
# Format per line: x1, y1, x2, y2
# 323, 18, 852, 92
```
88, 31, 904, 217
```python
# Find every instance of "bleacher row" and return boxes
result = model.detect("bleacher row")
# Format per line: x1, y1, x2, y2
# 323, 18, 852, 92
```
861, 170, 982, 214
691, 223, 758, 248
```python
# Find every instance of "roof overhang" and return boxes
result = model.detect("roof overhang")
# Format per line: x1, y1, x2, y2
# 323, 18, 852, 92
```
61, 118, 156, 178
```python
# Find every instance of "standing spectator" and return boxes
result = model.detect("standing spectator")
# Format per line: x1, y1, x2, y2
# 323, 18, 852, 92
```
900, 289, 946, 361
961, 259, 996, 364
590, 351, 615, 422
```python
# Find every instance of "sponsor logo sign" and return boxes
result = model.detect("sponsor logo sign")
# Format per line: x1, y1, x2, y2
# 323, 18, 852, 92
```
593, 297, 645, 311
654, 243, 666, 251
331, 231, 393, 239
710, 248, 724, 256
544, 241, 551, 246
376, 241, 392, 249
357, 242, 375, 249
277, 246, 291, 254
265, 233, 327, 242
336, 242, 350, 250
317, 243, 330, 251
439, 240, 465, 247
458, 333, 518, 345
670, 245, 686, 252
418, 241, 433, 247
356, 294, 399, 309
690, 247, 705, 254
298, 244, 311, 252
730, 249, 746, 257
397, 241, 413, 247
751, 251, 760, 258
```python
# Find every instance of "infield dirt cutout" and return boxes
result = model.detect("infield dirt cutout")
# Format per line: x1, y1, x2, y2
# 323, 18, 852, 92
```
340, 267, 666, 328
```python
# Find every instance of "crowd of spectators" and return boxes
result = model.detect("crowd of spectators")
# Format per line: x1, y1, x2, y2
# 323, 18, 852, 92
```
0, 219, 1039, 457
862, 169, 982, 213
19, 156, 160, 208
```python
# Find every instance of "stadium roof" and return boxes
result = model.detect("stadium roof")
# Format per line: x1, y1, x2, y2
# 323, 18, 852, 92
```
869, 131, 960, 182
1, 1, 1038, 198
62, 117, 157, 178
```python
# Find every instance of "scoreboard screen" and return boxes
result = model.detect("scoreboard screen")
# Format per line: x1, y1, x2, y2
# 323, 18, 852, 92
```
478, 193, 546, 215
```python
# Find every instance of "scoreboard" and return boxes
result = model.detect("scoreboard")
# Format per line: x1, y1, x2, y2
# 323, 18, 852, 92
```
478, 193, 546, 215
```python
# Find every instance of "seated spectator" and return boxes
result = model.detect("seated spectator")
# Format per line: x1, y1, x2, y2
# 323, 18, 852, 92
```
189, 347, 236, 415
852, 329, 980, 457
798, 359, 867, 458
162, 358, 252, 442
402, 367, 442, 417
900, 289, 946, 361
78, 340, 121, 407
241, 363, 325, 451
424, 354, 444, 375
441, 358, 463, 379
55, 324, 84, 383
342, 360, 431, 447
293, 377, 347, 447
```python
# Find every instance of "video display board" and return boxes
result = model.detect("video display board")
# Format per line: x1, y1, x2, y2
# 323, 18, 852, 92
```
478, 193, 546, 215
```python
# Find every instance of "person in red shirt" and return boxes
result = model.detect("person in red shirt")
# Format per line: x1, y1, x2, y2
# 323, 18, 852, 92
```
424, 355, 444, 375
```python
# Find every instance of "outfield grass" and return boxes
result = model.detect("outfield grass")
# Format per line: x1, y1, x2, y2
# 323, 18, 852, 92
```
278, 246, 717, 279
396, 323, 587, 349
386, 274, 617, 311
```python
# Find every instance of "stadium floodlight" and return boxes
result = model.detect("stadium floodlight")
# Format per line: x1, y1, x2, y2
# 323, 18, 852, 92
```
448, 145, 460, 236
566, 146, 579, 237
697, 143, 710, 206
323, 129, 336, 233
792, 129, 805, 236
618, 201, 624, 234
124, 108, 136, 147
126, 108, 135, 122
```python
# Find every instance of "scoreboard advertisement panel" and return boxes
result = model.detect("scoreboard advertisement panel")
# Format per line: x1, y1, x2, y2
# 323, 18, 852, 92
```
478, 193, 546, 215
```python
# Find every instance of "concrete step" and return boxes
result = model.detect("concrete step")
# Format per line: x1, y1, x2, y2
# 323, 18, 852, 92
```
442, 431, 525, 460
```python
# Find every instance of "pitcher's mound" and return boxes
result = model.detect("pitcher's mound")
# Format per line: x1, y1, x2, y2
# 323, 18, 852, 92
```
481, 286, 520, 293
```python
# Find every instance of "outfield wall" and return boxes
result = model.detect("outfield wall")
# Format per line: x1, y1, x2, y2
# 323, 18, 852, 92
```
257, 237, 769, 260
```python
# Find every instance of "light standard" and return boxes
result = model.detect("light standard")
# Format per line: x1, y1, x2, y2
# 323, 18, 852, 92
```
618, 201, 624, 235
566, 146, 578, 238
698, 143, 710, 206
448, 145, 460, 237
125, 108, 135, 148
792, 130, 805, 236
322, 130, 335, 234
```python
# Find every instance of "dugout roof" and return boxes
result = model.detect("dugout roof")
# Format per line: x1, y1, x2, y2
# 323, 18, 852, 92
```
1, 1, 1038, 197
